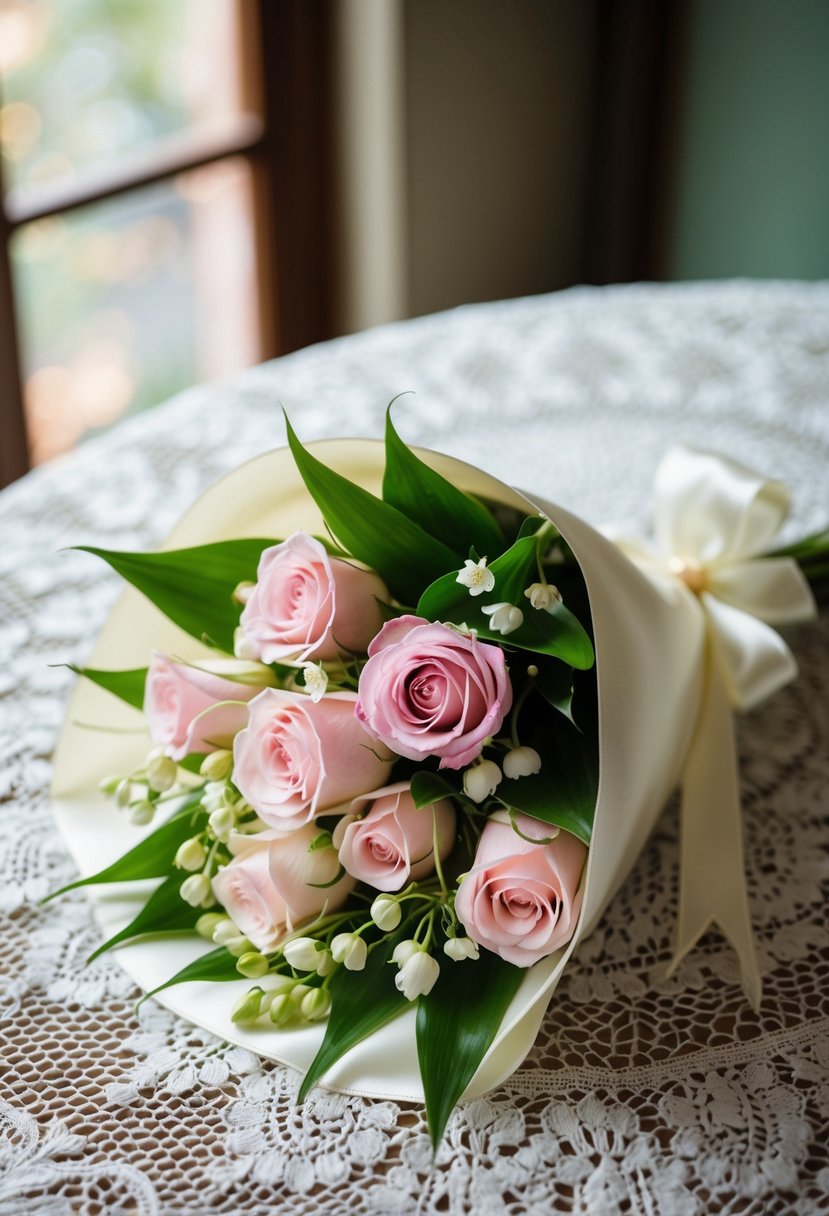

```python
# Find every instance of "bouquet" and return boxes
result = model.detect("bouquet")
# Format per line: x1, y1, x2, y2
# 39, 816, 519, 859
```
49, 411, 824, 1147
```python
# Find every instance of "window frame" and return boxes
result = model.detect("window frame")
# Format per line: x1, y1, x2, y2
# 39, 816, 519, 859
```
0, 0, 337, 487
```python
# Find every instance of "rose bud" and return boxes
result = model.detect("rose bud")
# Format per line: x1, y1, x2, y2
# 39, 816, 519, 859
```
233, 689, 394, 831
144, 654, 273, 761
334, 782, 456, 892
238, 532, 389, 663
454, 811, 586, 967
211, 825, 355, 953
355, 616, 512, 771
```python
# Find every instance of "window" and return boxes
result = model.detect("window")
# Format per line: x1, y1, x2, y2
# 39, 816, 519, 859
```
0, 0, 336, 486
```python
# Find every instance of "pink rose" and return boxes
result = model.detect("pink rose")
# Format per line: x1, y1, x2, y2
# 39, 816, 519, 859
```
233, 689, 394, 831
355, 616, 513, 770
211, 826, 355, 952
333, 782, 456, 891
239, 532, 389, 663
144, 654, 267, 761
454, 812, 586, 967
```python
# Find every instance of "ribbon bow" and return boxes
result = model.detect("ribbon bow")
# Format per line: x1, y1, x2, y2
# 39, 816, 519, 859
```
617, 446, 816, 1008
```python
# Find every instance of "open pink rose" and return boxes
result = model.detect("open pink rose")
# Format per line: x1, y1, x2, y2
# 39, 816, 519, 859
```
233, 689, 394, 831
454, 812, 586, 967
334, 782, 456, 891
144, 654, 267, 761
239, 532, 389, 663
211, 826, 355, 952
355, 616, 512, 770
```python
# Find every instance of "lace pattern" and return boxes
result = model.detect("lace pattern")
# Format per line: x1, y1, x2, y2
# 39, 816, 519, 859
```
1, 281, 827, 1214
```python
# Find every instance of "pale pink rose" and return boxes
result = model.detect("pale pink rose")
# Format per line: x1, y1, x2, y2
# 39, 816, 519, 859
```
211, 826, 355, 952
454, 812, 586, 967
144, 654, 265, 761
233, 689, 394, 831
355, 616, 513, 770
334, 782, 456, 892
239, 532, 389, 663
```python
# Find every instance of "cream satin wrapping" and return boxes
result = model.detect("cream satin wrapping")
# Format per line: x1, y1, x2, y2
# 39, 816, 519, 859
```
612, 446, 816, 1009
53, 440, 707, 1103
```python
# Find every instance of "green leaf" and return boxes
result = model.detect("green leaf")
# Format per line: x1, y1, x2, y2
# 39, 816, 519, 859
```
417, 941, 523, 1149
43, 795, 207, 902
382, 407, 504, 560
297, 924, 412, 1103
533, 657, 577, 726
417, 536, 595, 668
140, 945, 241, 1005
410, 770, 461, 809
62, 664, 148, 710
87, 873, 201, 962
284, 415, 460, 605
497, 711, 597, 844
74, 538, 278, 653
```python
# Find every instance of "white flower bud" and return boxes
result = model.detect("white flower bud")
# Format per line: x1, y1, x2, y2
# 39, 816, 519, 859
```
290, 983, 313, 1007
315, 950, 336, 977
443, 936, 480, 962
147, 755, 177, 793
524, 582, 562, 611
394, 951, 440, 1001
195, 912, 226, 940
211, 918, 240, 945
283, 937, 325, 972
391, 940, 420, 968
200, 750, 233, 782
231, 987, 265, 1023
269, 993, 295, 1025
370, 894, 402, 931
236, 951, 270, 979
98, 774, 122, 795
232, 580, 255, 606
174, 837, 207, 872
331, 933, 368, 971
115, 779, 132, 808
223, 934, 253, 958
208, 805, 236, 841
481, 601, 524, 636
300, 987, 332, 1022
503, 746, 542, 780
128, 800, 155, 826
463, 759, 502, 803
180, 873, 212, 907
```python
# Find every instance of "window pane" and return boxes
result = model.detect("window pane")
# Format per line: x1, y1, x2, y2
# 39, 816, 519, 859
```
11, 156, 260, 465
0, 0, 246, 194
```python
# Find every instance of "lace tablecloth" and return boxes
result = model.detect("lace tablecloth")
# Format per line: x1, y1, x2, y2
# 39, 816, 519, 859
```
2, 281, 828, 1215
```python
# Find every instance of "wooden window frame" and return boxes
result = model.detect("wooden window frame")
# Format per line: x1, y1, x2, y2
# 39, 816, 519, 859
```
0, 0, 337, 488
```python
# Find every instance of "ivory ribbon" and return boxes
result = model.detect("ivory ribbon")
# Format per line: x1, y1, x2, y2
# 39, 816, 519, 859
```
615, 447, 817, 1008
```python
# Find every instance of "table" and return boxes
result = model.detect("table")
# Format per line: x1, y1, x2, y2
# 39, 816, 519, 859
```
1, 281, 827, 1215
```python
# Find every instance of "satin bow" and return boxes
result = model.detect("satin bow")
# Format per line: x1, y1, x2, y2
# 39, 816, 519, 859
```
616, 446, 816, 1008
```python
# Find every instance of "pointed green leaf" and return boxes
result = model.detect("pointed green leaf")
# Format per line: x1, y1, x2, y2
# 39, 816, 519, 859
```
417, 536, 595, 668
87, 873, 201, 962
285, 415, 460, 605
140, 945, 241, 1005
383, 408, 504, 559
74, 538, 278, 653
410, 770, 461, 809
62, 664, 148, 710
43, 795, 207, 902
533, 657, 577, 726
417, 942, 523, 1148
297, 924, 412, 1102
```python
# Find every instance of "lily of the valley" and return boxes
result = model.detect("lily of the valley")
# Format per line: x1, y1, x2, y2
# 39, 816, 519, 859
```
302, 663, 329, 702
503, 746, 542, 779
463, 758, 502, 802
456, 556, 495, 596
481, 601, 523, 635
524, 581, 562, 611
394, 950, 440, 1000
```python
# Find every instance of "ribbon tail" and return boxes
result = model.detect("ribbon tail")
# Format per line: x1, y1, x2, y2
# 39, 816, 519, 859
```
665, 644, 762, 1010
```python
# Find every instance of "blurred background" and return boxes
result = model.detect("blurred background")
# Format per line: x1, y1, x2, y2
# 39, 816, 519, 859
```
1, 0, 827, 485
